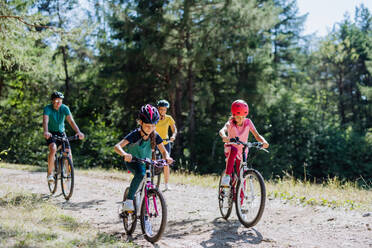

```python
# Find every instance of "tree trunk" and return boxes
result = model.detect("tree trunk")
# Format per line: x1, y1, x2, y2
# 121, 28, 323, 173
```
336, 72, 346, 125
0, 69, 3, 98
187, 60, 195, 165
61, 46, 70, 103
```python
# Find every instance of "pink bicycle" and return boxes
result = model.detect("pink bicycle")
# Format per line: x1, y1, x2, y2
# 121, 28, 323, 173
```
119, 157, 169, 243
218, 137, 268, 227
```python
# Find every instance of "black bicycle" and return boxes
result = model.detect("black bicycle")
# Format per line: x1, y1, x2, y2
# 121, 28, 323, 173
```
154, 139, 173, 188
48, 135, 79, 200
120, 157, 169, 243
218, 137, 268, 227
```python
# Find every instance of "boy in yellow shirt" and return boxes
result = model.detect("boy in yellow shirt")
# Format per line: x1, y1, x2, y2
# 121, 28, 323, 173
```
156, 100, 177, 191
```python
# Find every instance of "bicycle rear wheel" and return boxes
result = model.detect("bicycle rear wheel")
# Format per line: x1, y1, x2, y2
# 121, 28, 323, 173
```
121, 187, 137, 235
60, 157, 74, 200
140, 188, 167, 243
235, 169, 266, 227
48, 157, 58, 194
218, 170, 233, 220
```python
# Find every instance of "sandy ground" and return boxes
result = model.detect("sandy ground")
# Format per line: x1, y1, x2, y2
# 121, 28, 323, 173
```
1, 167, 371, 248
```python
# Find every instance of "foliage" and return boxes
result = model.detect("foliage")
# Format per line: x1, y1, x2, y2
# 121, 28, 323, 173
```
0, 1, 371, 182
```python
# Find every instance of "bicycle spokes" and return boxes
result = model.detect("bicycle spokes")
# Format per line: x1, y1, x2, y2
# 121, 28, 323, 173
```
61, 157, 74, 200
62, 160, 71, 190
141, 189, 167, 243
236, 170, 266, 227
218, 171, 233, 220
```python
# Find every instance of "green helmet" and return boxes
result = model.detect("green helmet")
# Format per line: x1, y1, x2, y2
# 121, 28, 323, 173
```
157, 99, 170, 108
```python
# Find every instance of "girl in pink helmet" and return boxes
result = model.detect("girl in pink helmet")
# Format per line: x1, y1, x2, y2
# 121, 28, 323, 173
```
219, 100, 269, 186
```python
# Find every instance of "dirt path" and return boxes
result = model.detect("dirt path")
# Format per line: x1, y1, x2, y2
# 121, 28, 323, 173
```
1, 167, 371, 248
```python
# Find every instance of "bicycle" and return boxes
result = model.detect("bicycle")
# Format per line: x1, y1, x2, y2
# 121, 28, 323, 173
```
154, 139, 173, 188
120, 157, 169, 243
48, 134, 79, 200
218, 137, 268, 227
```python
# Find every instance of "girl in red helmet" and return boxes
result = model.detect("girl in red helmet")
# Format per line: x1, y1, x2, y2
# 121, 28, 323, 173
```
218, 100, 269, 186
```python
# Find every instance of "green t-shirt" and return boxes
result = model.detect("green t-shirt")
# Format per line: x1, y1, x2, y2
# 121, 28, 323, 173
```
124, 129, 163, 160
43, 104, 71, 133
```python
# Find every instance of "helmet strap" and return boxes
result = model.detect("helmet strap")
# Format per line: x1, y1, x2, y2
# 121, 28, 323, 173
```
140, 126, 150, 138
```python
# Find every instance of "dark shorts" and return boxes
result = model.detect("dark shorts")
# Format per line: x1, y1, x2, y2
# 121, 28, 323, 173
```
164, 142, 172, 155
46, 132, 70, 149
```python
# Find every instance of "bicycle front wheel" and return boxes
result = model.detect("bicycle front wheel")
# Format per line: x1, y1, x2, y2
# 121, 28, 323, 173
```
60, 157, 74, 200
48, 158, 58, 194
235, 169, 266, 228
140, 188, 167, 243
121, 187, 137, 235
218, 170, 233, 220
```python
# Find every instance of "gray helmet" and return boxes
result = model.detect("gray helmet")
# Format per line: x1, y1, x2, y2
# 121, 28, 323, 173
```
51, 91, 64, 100
157, 99, 170, 108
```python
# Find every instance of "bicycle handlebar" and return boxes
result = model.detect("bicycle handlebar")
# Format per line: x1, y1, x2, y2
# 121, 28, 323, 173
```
52, 135, 80, 142
226, 137, 269, 153
131, 157, 171, 168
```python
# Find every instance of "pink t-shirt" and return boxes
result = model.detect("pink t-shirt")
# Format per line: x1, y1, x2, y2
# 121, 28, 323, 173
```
224, 118, 255, 160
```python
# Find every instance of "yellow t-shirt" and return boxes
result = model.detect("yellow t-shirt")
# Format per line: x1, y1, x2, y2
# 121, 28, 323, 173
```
156, 115, 176, 143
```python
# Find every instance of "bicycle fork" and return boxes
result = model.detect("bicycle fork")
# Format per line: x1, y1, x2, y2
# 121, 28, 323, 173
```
144, 168, 160, 217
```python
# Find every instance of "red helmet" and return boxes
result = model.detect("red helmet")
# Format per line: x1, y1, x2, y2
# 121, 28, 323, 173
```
231, 100, 249, 116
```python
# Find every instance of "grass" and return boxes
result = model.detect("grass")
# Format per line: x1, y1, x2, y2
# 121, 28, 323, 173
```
0, 184, 135, 248
266, 175, 372, 210
1, 162, 371, 211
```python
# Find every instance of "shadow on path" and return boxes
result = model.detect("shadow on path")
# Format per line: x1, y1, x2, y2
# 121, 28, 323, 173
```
200, 218, 263, 248
57, 199, 106, 210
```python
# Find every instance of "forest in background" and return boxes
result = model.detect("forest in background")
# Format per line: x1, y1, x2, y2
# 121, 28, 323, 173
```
1, 0, 371, 184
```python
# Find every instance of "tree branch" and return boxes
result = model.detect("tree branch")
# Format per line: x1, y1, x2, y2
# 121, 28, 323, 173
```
0, 15, 59, 31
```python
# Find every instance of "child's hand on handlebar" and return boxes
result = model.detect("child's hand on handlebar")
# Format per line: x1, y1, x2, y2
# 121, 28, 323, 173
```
166, 157, 173, 165
123, 154, 132, 162
222, 136, 230, 143
262, 142, 269, 149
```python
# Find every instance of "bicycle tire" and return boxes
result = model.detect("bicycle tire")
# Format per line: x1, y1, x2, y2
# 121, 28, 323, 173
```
235, 169, 266, 228
60, 156, 74, 200
121, 187, 137, 235
140, 188, 167, 243
48, 157, 58, 194
218, 170, 233, 220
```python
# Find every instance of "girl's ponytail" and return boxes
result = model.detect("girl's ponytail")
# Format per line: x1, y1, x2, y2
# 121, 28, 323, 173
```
150, 131, 156, 160
229, 115, 237, 125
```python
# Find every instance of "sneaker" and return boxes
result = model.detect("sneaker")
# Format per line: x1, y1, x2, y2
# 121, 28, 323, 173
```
144, 219, 153, 236
47, 175, 55, 183
221, 175, 231, 187
164, 184, 171, 191
122, 199, 134, 212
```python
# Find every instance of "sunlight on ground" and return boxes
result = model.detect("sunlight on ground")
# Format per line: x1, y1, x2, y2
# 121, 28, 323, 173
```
1, 162, 371, 211
0, 183, 133, 248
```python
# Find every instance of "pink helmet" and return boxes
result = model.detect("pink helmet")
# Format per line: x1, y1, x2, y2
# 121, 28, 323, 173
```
231, 100, 249, 116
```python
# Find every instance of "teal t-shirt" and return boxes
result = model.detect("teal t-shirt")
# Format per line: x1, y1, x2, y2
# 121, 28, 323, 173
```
124, 129, 163, 160
43, 104, 71, 133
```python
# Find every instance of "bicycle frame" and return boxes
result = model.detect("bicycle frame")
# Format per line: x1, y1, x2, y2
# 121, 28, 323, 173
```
131, 158, 167, 214
225, 138, 268, 207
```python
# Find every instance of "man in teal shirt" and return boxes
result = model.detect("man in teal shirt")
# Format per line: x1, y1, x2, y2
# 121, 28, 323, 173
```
43, 91, 84, 183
